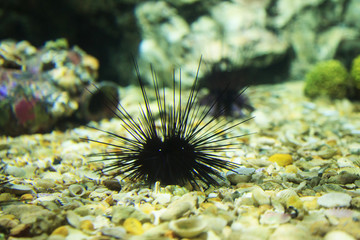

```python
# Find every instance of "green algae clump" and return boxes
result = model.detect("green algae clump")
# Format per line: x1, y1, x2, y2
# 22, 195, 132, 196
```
304, 60, 348, 99
350, 55, 360, 90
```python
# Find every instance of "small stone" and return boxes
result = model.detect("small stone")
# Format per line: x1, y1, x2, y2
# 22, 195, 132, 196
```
35, 179, 56, 189
160, 201, 193, 221
123, 217, 144, 235
101, 227, 127, 239
5, 184, 34, 195
317, 147, 337, 159
252, 186, 270, 206
79, 220, 94, 231
112, 206, 150, 224
285, 165, 299, 173
41, 172, 63, 182
4, 204, 64, 235
268, 154, 293, 166
153, 193, 172, 205
317, 192, 352, 208
286, 195, 303, 209
9, 223, 30, 236
324, 230, 356, 240
205, 217, 227, 233
51, 226, 69, 237
226, 167, 255, 184
269, 224, 310, 240
103, 179, 122, 191
350, 196, 360, 208
303, 198, 319, 211
139, 203, 155, 215
5, 166, 26, 177
20, 193, 34, 201
0, 193, 12, 202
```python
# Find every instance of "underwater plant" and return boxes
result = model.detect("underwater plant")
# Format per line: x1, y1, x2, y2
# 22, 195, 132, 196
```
304, 60, 348, 99
350, 55, 360, 93
85, 58, 252, 188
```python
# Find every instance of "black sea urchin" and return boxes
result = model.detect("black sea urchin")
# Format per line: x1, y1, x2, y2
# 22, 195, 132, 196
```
86, 58, 252, 188
199, 58, 254, 118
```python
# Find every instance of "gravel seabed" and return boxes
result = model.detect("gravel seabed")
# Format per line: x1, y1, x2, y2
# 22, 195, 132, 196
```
1, 81, 360, 240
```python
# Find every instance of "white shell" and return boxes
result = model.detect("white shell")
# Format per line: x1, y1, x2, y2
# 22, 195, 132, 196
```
169, 217, 207, 238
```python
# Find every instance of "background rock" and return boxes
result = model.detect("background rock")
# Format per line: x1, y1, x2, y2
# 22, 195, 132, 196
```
1, 0, 359, 86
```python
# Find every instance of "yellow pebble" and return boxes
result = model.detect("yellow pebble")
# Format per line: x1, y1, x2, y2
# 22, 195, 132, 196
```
51, 226, 69, 237
123, 218, 144, 235
268, 153, 293, 166
303, 198, 319, 211
104, 195, 114, 205
80, 220, 95, 231
285, 165, 298, 174
286, 195, 303, 209
20, 194, 34, 201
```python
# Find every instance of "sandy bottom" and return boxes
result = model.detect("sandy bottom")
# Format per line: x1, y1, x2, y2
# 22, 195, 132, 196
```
1, 81, 360, 240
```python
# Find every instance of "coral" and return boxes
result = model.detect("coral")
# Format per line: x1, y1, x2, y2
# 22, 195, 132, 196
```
304, 60, 348, 99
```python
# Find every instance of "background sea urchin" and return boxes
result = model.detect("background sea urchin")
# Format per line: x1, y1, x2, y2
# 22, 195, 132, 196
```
85, 58, 252, 188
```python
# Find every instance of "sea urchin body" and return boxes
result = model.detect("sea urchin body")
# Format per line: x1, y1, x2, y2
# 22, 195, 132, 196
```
86, 58, 251, 188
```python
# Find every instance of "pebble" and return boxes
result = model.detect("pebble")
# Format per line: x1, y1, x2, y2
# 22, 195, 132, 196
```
123, 217, 144, 235
0, 193, 13, 202
324, 230, 356, 240
35, 179, 56, 189
317, 147, 337, 159
5, 184, 34, 195
51, 226, 69, 237
269, 224, 310, 240
67, 211, 81, 229
160, 201, 193, 221
205, 217, 227, 233
41, 172, 63, 182
20, 193, 34, 201
268, 154, 293, 166
103, 179, 122, 191
5, 166, 26, 177
112, 206, 150, 224
153, 193, 172, 205
101, 226, 127, 239
79, 219, 94, 232
10, 223, 30, 236
226, 167, 255, 184
252, 186, 270, 206
317, 192, 352, 208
